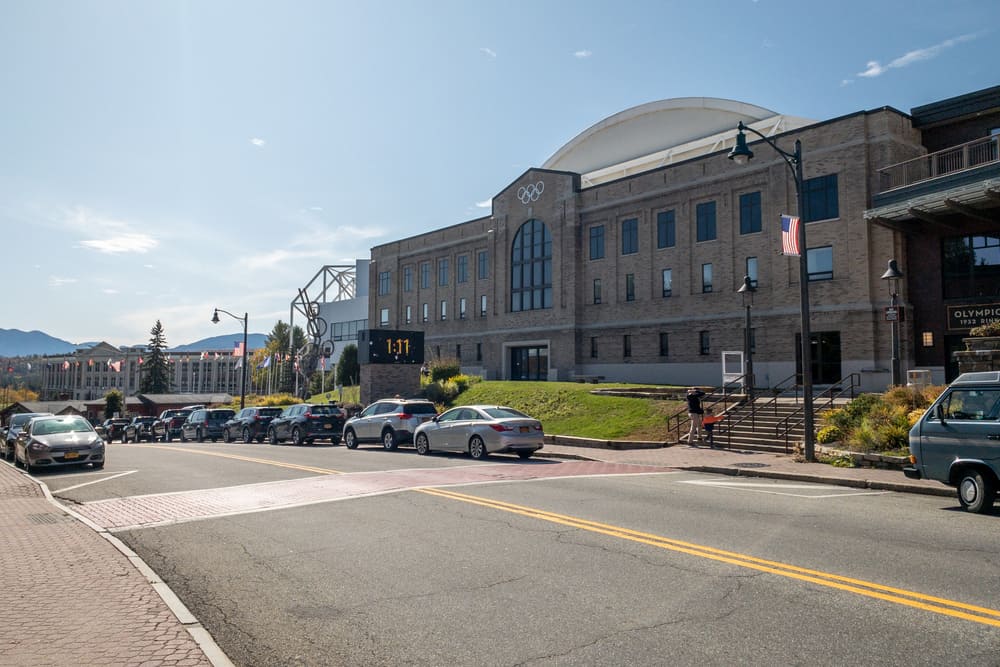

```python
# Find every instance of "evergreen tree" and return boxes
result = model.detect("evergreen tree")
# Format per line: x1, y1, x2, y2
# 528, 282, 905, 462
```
140, 320, 172, 393
336, 344, 359, 387
104, 389, 124, 419
265, 320, 307, 394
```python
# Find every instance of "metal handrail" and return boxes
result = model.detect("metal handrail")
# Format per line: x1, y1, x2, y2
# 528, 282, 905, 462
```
716, 372, 802, 450
774, 373, 862, 450
665, 374, 749, 443
876, 135, 999, 194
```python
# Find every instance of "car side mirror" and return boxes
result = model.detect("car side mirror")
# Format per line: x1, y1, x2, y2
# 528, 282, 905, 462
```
935, 404, 946, 422
432, 416, 439, 422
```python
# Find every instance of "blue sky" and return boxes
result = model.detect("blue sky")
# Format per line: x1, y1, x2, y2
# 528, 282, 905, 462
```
2, 0, 998, 348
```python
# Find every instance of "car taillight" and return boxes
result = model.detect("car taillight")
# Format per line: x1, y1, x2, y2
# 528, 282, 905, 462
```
398, 413, 412, 420
254, 415, 261, 421
489, 424, 514, 432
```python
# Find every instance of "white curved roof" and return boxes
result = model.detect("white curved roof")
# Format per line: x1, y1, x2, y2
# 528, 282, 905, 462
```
543, 97, 815, 185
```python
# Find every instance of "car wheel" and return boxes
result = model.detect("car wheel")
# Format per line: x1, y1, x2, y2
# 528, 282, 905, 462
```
180, 431, 188, 442
196, 429, 205, 443
164, 431, 172, 443
381, 429, 397, 451
242, 427, 253, 444
223, 429, 232, 443
122, 432, 129, 444
344, 429, 358, 449
469, 435, 488, 460
517, 450, 534, 460
292, 427, 303, 446
958, 469, 996, 514
415, 433, 431, 455
92, 459, 105, 470
22, 455, 33, 474
268, 428, 278, 445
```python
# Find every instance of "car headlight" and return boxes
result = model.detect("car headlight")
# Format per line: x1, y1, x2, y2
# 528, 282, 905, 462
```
90, 439, 105, 450
28, 440, 50, 453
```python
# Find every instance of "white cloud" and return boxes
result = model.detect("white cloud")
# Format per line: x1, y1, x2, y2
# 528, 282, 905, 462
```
250, 137, 266, 147
103, 288, 119, 294
857, 33, 979, 78
475, 199, 491, 208
479, 47, 497, 59
309, 206, 323, 212
573, 49, 592, 58
49, 276, 78, 287
61, 206, 160, 254
143, 264, 154, 269
79, 233, 158, 254
840, 79, 854, 87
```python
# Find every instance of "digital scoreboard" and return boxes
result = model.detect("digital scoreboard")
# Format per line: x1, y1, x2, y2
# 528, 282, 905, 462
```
358, 329, 425, 364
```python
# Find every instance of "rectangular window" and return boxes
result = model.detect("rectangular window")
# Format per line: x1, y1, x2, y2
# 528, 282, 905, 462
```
438, 259, 449, 286
379, 308, 389, 327
802, 174, 839, 222
476, 342, 482, 361
480, 295, 487, 317
457, 255, 469, 283
657, 210, 676, 248
403, 266, 413, 292
621, 218, 638, 255
589, 225, 605, 260
746, 256, 758, 287
700, 331, 710, 355
696, 201, 717, 242
405, 305, 412, 324
378, 271, 391, 296
420, 262, 431, 289
659, 332, 669, 357
625, 273, 635, 301
807, 246, 833, 281
661, 269, 672, 297
590, 336, 598, 358
459, 297, 467, 319
623, 334, 632, 358
593, 278, 602, 304
702, 263, 713, 293
440, 300, 447, 320
456, 344, 462, 360
739, 191, 762, 234
422, 303, 429, 322
942, 235, 1000, 299
477, 251, 489, 279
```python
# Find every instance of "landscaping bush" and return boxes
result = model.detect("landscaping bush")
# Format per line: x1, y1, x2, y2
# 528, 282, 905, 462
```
969, 320, 1000, 337
430, 359, 461, 382
819, 384, 946, 453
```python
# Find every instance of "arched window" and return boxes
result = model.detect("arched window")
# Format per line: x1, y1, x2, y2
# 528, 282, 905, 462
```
510, 219, 552, 312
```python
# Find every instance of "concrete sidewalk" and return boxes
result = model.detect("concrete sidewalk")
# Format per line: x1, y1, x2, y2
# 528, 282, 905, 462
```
0, 461, 230, 667
537, 440, 956, 498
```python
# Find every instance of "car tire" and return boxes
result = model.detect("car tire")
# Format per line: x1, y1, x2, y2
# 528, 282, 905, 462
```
958, 469, 996, 514
180, 431, 188, 442
164, 431, 172, 443
415, 433, 431, 455
92, 460, 105, 470
344, 429, 358, 449
22, 455, 33, 474
121, 432, 129, 444
381, 429, 397, 451
292, 427, 303, 446
517, 450, 534, 460
469, 435, 488, 460
223, 429, 232, 443
196, 429, 204, 443
242, 427, 253, 444
268, 428, 279, 445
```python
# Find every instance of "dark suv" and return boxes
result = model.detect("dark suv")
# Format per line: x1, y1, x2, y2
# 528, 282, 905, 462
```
267, 404, 346, 446
152, 409, 193, 442
343, 399, 438, 450
222, 407, 284, 443
180, 408, 236, 442
122, 416, 158, 443
101, 417, 131, 443
3, 412, 53, 460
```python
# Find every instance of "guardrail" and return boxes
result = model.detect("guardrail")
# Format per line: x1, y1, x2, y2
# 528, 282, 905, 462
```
877, 135, 999, 193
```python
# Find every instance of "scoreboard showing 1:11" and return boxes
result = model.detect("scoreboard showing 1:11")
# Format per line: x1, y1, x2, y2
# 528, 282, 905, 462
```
359, 330, 425, 364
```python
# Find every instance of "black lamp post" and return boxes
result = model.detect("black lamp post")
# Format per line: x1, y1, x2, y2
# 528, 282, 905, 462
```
880, 259, 904, 387
729, 121, 816, 461
212, 308, 248, 409
737, 275, 756, 402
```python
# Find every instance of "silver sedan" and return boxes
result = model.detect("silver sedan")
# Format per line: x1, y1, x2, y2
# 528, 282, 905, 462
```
15, 415, 106, 473
413, 405, 544, 460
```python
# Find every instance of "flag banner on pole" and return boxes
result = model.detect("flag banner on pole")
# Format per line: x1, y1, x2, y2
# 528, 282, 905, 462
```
781, 215, 801, 256
235, 358, 243, 370
62, 360, 70, 370
257, 356, 271, 369
234, 341, 245, 357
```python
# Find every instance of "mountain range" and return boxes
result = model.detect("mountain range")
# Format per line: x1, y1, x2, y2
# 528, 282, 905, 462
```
0, 328, 269, 358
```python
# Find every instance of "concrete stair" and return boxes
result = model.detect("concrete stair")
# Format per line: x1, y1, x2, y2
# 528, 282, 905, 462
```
710, 396, 851, 454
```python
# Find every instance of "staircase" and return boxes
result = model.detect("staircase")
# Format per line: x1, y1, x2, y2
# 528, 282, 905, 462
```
714, 396, 851, 454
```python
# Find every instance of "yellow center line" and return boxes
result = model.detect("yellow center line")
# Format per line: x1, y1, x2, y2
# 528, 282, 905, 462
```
420, 487, 1000, 628
135, 444, 343, 475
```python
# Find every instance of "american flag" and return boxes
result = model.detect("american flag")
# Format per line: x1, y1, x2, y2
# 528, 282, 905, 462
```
781, 215, 801, 256
233, 341, 245, 357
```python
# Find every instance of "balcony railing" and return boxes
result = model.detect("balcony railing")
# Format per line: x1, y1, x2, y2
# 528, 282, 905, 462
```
877, 135, 999, 194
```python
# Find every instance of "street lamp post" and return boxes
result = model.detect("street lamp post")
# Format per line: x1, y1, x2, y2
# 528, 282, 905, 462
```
729, 121, 816, 461
880, 259, 904, 387
212, 308, 248, 410
737, 275, 756, 402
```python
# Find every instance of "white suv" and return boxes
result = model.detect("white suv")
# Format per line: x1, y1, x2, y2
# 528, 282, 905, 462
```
343, 399, 438, 450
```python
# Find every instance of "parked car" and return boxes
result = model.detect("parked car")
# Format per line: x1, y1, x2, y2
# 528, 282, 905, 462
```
122, 416, 158, 443
152, 409, 194, 442
180, 408, 236, 442
222, 406, 284, 443
413, 405, 544, 460
267, 404, 346, 446
14, 414, 105, 472
101, 417, 131, 443
2, 412, 53, 460
905, 371, 1000, 513
343, 398, 438, 450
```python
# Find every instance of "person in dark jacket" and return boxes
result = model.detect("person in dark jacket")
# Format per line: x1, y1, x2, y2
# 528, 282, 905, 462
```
684, 387, 706, 444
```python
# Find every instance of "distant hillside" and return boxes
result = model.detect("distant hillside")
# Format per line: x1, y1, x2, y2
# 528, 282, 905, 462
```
170, 333, 268, 352
0, 329, 78, 357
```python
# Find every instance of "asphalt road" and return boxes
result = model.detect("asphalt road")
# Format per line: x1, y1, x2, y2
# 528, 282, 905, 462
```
40, 441, 1000, 666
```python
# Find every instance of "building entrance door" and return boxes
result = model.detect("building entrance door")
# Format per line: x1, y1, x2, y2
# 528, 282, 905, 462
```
510, 346, 548, 381
796, 331, 842, 385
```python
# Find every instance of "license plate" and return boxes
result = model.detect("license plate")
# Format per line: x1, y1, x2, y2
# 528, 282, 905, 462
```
64, 451, 80, 460
519, 426, 530, 433
324, 423, 332, 429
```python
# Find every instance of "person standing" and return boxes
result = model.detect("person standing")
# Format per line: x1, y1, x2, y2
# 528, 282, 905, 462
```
684, 387, 706, 445
702, 408, 724, 448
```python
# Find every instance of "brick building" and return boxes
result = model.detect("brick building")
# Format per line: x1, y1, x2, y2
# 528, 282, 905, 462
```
369, 89, 999, 390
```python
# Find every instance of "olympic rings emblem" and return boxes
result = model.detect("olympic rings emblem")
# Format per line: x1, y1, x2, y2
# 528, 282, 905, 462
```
517, 181, 544, 204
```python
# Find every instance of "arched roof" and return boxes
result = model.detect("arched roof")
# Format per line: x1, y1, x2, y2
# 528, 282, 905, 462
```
543, 97, 812, 177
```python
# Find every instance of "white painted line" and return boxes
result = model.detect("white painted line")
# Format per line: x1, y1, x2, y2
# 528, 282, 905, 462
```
53, 470, 138, 493
679, 479, 890, 498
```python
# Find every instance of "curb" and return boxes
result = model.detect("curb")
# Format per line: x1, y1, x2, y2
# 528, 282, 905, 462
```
680, 465, 955, 497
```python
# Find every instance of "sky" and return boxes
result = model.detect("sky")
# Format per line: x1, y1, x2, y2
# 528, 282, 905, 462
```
2, 0, 999, 349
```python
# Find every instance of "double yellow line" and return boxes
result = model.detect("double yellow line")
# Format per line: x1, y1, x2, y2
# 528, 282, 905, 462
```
421, 487, 1000, 628
139, 444, 342, 475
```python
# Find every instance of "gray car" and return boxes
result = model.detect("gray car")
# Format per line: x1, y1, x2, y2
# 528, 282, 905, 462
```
14, 415, 106, 473
2, 412, 53, 460
343, 398, 438, 450
905, 371, 1000, 513
413, 405, 544, 460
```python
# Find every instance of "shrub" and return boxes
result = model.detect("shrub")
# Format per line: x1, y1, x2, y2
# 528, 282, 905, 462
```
422, 379, 460, 404
817, 425, 842, 444
430, 359, 461, 382
969, 320, 1000, 337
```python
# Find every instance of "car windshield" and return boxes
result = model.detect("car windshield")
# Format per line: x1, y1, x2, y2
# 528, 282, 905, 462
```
483, 407, 529, 419
33, 417, 94, 435
259, 408, 282, 417
12, 413, 47, 427
309, 406, 341, 416
406, 403, 437, 415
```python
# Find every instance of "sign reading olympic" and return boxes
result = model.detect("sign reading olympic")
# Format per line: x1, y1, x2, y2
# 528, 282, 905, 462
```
517, 181, 544, 204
